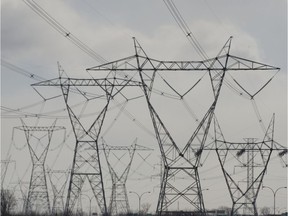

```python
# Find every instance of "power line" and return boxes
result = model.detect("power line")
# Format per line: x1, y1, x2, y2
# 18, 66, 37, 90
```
23, 0, 107, 64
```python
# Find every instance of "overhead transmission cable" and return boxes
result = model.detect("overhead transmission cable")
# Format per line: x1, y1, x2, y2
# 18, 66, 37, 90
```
163, 0, 208, 61
23, 0, 107, 64
2, 59, 105, 103
1, 59, 47, 82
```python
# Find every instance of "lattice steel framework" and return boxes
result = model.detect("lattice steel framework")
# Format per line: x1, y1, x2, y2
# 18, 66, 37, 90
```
47, 169, 69, 215
101, 138, 152, 215
213, 115, 287, 216
15, 120, 65, 214
32, 64, 144, 215
87, 37, 280, 215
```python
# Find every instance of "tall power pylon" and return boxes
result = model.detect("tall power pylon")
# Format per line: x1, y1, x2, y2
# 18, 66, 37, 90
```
15, 120, 65, 214
32, 63, 144, 215
87, 38, 280, 214
47, 169, 69, 214
213, 115, 287, 216
101, 138, 152, 215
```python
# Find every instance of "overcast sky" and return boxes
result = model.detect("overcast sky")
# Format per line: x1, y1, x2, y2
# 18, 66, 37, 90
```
1, 0, 287, 214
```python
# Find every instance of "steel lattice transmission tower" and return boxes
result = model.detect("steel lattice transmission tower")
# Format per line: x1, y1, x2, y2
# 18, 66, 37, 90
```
15, 120, 65, 214
101, 138, 152, 215
47, 169, 69, 215
32, 63, 144, 215
213, 115, 287, 216
87, 37, 280, 215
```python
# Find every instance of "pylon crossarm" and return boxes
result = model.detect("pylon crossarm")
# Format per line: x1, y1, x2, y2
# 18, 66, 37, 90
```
87, 55, 137, 71
15, 125, 65, 132
227, 55, 280, 71
32, 77, 143, 87
212, 140, 273, 151
90, 55, 211, 71
87, 55, 279, 75
89, 49, 279, 73
99, 144, 153, 151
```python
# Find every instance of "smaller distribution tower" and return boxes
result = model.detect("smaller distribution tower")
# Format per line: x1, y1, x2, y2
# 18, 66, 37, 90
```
15, 120, 65, 214
101, 138, 152, 215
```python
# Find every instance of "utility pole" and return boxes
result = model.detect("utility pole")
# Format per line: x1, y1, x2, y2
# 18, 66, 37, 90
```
15, 120, 65, 215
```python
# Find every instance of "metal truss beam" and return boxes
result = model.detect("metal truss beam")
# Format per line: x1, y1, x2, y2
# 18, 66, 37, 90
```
33, 77, 143, 87
87, 54, 279, 72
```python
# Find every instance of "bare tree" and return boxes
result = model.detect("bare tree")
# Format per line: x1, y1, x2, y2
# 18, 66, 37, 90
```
218, 206, 232, 215
140, 203, 151, 215
1, 189, 17, 216
260, 206, 271, 216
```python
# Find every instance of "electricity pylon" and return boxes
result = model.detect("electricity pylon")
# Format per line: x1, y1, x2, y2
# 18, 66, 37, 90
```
101, 138, 153, 215
213, 115, 287, 216
32, 63, 143, 215
15, 120, 65, 214
47, 169, 69, 215
87, 37, 280, 215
